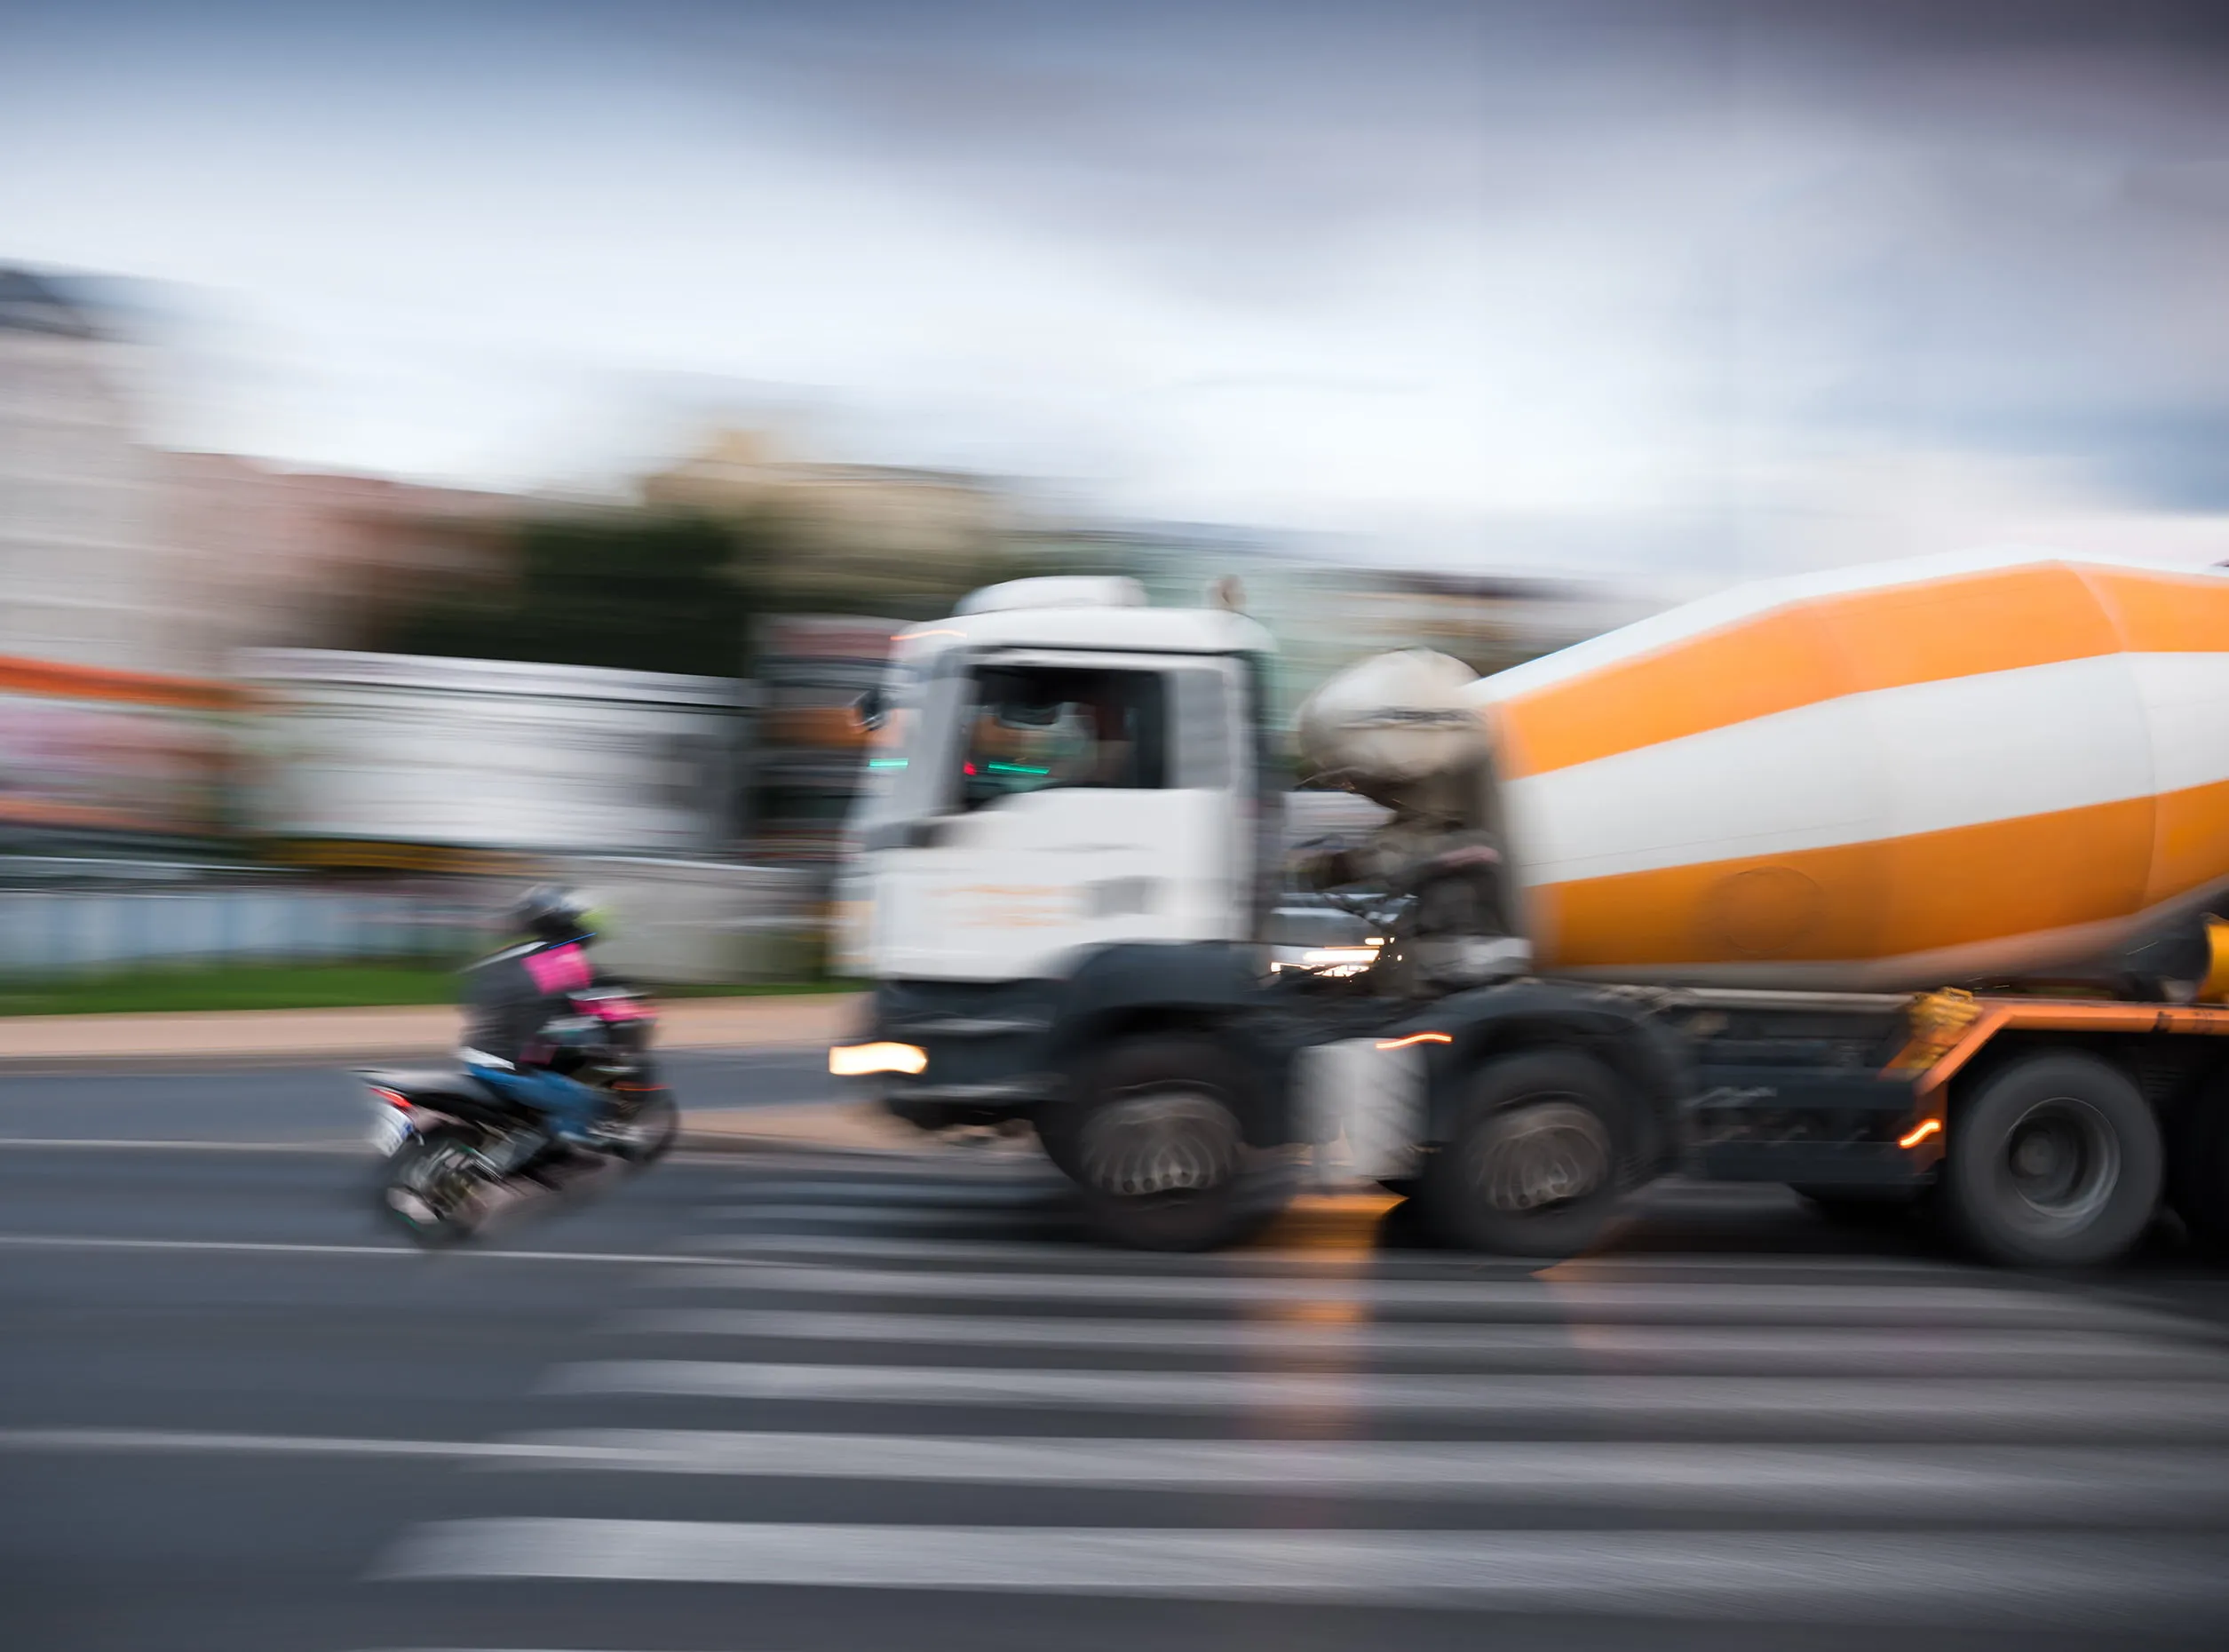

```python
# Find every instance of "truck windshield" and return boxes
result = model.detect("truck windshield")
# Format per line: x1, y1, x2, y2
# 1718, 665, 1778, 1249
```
958, 665, 1168, 809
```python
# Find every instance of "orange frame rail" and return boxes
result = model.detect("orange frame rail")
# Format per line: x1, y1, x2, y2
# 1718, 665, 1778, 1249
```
1887, 993, 2229, 1169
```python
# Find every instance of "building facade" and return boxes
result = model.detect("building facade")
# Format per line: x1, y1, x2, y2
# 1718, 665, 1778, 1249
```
0, 269, 176, 672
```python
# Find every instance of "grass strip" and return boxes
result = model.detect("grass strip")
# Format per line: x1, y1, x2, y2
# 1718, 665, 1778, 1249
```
0, 962, 844, 1017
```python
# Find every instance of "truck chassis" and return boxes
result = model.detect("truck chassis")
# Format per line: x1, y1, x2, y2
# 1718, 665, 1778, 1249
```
845, 947, 2229, 1267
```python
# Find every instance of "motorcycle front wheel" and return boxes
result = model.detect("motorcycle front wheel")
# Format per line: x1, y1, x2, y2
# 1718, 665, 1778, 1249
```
611, 1090, 679, 1166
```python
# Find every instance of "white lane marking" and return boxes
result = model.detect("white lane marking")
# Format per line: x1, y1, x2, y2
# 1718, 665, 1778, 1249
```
0, 1138, 369, 1154
609, 1307, 2229, 1377
0, 1234, 739, 1267
0, 1428, 578, 1460
546, 1361, 2229, 1437
51, 1424, 2229, 1521
0, 1136, 782, 1166
654, 1262, 2188, 1330
696, 1232, 1962, 1275
507, 1429, 2229, 1516
370, 1520, 2229, 1626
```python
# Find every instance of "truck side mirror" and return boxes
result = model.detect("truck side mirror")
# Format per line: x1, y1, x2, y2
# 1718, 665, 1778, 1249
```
852, 686, 889, 732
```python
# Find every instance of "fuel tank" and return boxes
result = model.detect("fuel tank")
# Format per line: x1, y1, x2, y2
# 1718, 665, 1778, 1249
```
1471, 550, 2229, 989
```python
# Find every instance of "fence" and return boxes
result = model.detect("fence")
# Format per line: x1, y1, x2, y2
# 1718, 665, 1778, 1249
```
0, 861, 816, 982
0, 886, 472, 976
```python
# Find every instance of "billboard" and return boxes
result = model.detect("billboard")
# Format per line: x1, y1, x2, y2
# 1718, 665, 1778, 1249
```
0, 656, 240, 839
237, 649, 747, 858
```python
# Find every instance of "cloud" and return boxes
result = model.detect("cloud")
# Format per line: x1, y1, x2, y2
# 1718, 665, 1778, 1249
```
7, 0, 2229, 560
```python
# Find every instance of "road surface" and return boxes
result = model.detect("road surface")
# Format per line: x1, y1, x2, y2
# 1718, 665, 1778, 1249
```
0, 1048, 837, 1144
4, 1057, 2229, 1649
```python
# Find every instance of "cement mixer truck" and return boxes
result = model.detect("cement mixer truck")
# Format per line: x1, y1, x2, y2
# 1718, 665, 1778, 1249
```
829, 553, 2229, 1266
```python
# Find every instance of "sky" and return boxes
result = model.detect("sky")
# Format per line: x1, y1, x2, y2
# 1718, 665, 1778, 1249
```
6, 0, 2229, 584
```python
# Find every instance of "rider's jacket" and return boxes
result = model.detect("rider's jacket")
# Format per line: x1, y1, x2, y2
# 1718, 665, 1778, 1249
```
460, 938, 599, 1066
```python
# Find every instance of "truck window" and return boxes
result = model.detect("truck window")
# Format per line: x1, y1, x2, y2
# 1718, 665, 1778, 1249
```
958, 665, 1167, 809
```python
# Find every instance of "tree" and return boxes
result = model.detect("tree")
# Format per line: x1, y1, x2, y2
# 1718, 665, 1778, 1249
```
373, 513, 760, 679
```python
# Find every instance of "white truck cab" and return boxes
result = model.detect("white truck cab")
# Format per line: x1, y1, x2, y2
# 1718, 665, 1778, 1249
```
835, 577, 1280, 983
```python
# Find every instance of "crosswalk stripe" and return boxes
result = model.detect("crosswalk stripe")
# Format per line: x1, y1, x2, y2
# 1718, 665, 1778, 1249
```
504, 1428, 2229, 1516
372, 1520, 2229, 1627
658, 1263, 2187, 1330
607, 1307, 2226, 1377
716, 1178, 1060, 1210
694, 1231, 1962, 1276
706, 1205, 1038, 1230
0, 1428, 558, 1460
546, 1360, 2229, 1436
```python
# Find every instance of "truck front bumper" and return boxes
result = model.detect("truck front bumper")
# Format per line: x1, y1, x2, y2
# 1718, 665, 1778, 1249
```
834, 977, 1062, 1131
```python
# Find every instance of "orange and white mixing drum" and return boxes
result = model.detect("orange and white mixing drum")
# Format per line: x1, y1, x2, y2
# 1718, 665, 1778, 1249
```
1473, 550, 2229, 988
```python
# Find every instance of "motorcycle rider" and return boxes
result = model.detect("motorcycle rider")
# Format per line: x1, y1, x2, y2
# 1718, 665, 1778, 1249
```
460, 885, 616, 1148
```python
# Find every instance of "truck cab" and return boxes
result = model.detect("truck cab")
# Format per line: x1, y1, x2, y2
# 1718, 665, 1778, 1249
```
836, 576, 1277, 989
831, 580, 1292, 1243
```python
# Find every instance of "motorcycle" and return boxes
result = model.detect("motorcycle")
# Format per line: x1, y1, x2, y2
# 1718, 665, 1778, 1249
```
365, 981, 679, 1243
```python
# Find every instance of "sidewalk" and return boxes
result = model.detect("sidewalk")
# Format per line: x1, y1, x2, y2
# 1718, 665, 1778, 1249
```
0, 992, 867, 1068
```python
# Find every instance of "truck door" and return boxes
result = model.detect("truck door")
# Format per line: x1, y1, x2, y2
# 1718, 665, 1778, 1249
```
876, 651, 1249, 981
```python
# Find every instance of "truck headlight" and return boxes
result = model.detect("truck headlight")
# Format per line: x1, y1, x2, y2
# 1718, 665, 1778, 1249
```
829, 1042, 928, 1077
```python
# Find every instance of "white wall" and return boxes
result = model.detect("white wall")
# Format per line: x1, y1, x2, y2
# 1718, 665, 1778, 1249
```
0, 330, 175, 672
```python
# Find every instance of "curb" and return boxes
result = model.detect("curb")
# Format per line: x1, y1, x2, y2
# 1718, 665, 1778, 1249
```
0, 993, 866, 1074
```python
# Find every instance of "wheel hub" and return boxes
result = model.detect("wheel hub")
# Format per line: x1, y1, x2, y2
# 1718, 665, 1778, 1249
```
2000, 1099, 2116, 1226
1468, 1100, 1611, 1213
1080, 1090, 1241, 1197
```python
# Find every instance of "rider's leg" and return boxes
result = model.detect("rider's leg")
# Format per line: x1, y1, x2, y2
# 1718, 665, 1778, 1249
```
511, 1067, 610, 1142
469, 1064, 608, 1145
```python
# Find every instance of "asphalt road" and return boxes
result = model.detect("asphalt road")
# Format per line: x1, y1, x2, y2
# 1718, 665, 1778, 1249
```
0, 1049, 837, 1145
6, 1062, 2229, 1650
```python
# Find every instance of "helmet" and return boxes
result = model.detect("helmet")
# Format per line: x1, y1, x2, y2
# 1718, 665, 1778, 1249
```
507, 883, 593, 945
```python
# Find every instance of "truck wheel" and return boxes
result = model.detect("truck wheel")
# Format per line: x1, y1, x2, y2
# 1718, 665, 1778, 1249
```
1946, 1053, 2162, 1267
1035, 1107, 1085, 1180
1423, 1051, 1626, 1259
1066, 1034, 1287, 1251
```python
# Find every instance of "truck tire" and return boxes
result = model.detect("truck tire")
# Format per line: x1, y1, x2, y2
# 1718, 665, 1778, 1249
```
1945, 1053, 2162, 1267
1423, 1051, 1627, 1259
1063, 1033, 1288, 1251
1035, 1102, 1086, 1180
